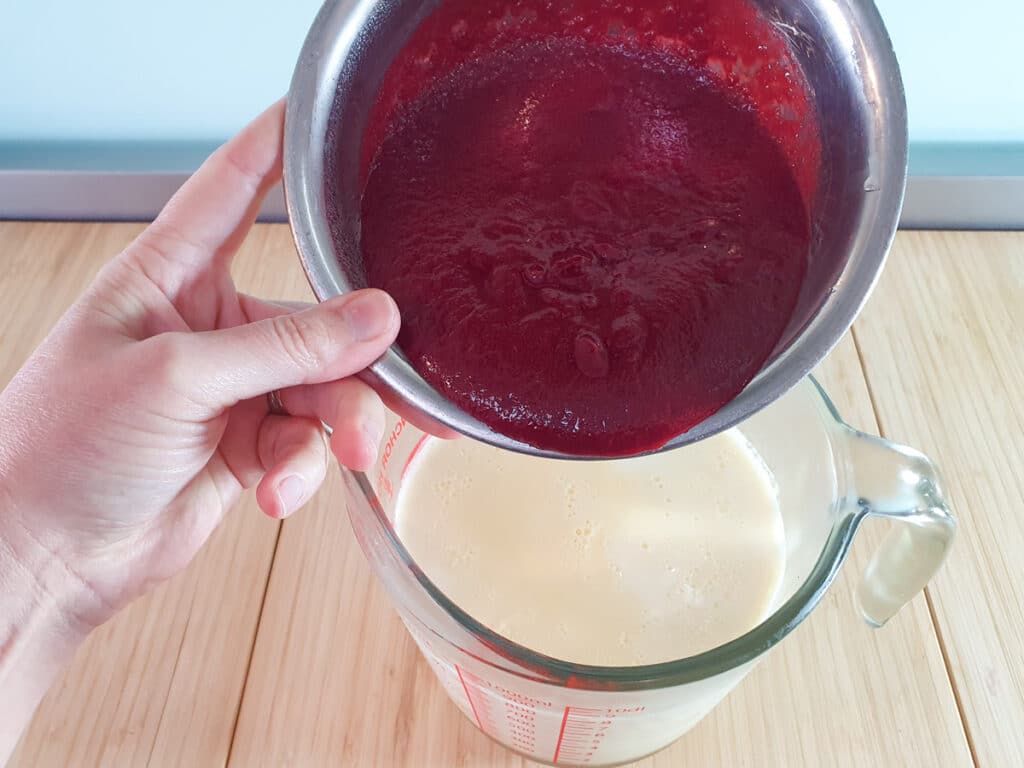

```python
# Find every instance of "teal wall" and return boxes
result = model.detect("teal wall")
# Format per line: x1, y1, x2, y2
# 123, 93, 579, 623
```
1, 1, 1021, 172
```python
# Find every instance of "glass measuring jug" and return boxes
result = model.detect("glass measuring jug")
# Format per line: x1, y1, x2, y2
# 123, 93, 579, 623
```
343, 378, 954, 766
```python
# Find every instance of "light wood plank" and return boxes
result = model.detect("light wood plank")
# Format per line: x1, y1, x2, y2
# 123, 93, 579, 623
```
230, 466, 526, 767
853, 231, 1024, 766
232, 326, 969, 765
3, 223, 305, 767
1, 223, 973, 766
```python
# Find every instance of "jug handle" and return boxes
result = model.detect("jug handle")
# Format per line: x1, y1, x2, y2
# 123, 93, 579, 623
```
841, 427, 956, 627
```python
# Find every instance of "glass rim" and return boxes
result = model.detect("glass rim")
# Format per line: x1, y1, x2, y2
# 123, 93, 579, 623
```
352, 376, 864, 691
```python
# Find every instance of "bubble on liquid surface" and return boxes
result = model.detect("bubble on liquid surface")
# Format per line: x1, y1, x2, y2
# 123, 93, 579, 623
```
573, 329, 610, 378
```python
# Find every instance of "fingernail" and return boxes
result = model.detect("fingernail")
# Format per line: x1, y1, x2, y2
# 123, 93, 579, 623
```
278, 475, 307, 513
342, 291, 397, 342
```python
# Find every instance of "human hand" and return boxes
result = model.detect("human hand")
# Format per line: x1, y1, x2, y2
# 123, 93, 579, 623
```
0, 100, 400, 630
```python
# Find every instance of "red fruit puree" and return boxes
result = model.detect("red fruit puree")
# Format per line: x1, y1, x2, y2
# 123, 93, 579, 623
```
357, 1, 816, 456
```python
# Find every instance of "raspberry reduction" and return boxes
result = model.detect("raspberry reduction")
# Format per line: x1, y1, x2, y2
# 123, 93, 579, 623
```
360, 39, 810, 456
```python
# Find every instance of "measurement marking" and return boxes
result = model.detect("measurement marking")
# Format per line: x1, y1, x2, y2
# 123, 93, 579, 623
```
455, 665, 485, 732
552, 706, 572, 764
401, 434, 430, 481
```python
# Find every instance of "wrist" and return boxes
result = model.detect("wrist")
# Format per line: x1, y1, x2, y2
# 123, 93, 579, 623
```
0, 484, 107, 644
0, 487, 101, 763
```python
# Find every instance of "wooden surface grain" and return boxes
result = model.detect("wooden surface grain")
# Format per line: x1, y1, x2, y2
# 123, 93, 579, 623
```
852, 232, 1024, 766
3, 223, 1019, 767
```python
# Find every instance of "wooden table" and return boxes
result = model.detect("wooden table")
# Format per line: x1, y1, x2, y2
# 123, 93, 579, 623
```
3, 223, 1021, 767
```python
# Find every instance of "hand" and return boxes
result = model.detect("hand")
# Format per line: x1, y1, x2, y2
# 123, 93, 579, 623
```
0, 100, 400, 627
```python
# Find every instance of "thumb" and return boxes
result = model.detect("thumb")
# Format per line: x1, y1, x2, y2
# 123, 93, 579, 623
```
162, 289, 400, 409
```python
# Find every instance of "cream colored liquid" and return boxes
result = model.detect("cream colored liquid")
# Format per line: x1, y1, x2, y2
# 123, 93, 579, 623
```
395, 430, 785, 666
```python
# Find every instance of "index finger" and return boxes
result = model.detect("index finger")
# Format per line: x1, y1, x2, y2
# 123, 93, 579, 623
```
242, 293, 460, 440
131, 99, 286, 279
